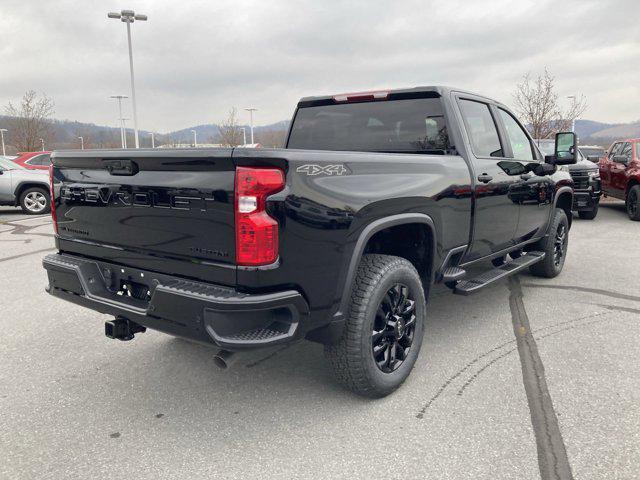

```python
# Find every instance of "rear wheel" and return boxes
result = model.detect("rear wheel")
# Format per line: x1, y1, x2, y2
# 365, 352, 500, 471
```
19, 187, 50, 215
325, 254, 426, 397
578, 201, 599, 220
626, 186, 640, 221
529, 208, 569, 278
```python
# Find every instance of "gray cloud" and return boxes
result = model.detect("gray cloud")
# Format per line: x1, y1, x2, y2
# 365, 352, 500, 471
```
1, 0, 638, 132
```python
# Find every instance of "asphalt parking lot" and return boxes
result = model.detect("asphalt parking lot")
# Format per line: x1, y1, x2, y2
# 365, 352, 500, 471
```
1, 201, 638, 480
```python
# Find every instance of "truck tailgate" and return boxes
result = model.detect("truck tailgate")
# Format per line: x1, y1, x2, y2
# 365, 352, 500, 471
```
52, 149, 237, 286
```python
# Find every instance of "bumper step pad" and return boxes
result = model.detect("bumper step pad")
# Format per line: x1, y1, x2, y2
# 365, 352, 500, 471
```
43, 253, 308, 349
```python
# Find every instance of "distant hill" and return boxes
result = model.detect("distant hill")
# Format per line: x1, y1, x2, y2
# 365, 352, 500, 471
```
166, 120, 290, 146
574, 120, 639, 146
0, 114, 637, 153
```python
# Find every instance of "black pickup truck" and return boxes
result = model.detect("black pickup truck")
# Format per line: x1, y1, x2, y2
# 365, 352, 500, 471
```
43, 86, 577, 397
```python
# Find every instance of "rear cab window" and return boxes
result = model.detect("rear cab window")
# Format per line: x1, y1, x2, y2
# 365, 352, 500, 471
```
287, 95, 451, 154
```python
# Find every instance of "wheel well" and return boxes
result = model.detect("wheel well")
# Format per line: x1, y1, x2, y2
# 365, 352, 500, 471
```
14, 183, 48, 204
362, 223, 433, 288
626, 178, 640, 195
555, 191, 573, 228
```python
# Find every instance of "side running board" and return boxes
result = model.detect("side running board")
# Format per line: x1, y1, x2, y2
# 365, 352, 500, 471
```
454, 251, 545, 296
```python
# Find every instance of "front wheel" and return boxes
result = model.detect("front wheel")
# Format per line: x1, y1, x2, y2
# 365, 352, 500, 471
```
578, 202, 599, 220
529, 208, 569, 278
325, 254, 426, 397
626, 186, 640, 221
19, 187, 50, 215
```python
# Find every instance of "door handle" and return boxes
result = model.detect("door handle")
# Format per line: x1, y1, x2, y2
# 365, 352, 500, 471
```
477, 173, 493, 183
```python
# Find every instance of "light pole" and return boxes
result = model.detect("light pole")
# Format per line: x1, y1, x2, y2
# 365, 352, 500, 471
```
567, 95, 576, 133
191, 129, 197, 147
78, 136, 84, 150
150, 132, 155, 148
244, 108, 257, 144
241, 127, 247, 145
108, 10, 147, 149
0, 128, 7, 156
121, 118, 130, 148
110, 95, 128, 148
39, 138, 45, 151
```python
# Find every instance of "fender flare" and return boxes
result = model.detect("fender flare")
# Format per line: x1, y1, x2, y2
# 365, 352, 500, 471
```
550, 186, 574, 230
334, 213, 437, 319
13, 181, 50, 204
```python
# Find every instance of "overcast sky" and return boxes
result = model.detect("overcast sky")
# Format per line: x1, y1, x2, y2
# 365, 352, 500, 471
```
1, 0, 638, 133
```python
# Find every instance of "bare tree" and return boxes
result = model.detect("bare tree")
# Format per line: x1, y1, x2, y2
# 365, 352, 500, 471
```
5, 90, 55, 151
255, 129, 287, 148
513, 69, 586, 139
218, 108, 243, 147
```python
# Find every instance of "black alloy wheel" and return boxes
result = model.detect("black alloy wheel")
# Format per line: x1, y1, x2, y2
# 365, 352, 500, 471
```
553, 222, 567, 267
371, 283, 416, 373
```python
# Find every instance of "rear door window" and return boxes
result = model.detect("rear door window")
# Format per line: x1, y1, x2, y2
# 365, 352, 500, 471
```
458, 99, 503, 158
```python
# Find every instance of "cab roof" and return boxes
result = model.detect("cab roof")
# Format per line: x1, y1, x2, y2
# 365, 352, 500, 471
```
297, 85, 503, 108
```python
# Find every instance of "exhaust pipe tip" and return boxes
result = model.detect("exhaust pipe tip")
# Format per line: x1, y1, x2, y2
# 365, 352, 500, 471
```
213, 350, 234, 369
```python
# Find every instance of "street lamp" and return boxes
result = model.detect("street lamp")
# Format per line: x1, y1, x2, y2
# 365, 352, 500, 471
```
150, 132, 155, 148
244, 108, 257, 144
0, 128, 7, 156
110, 95, 128, 148
567, 95, 576, 133
107, 9, 147, 149
120, 118, 130, 148
191, 129, 197, 147
78, 136, 84, 150
39, 138, 45, 151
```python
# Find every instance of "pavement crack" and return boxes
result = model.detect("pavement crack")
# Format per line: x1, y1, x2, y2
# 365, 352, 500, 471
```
508, 276, 574, 480
0, 247, 56, 263
521, 282, 640, 303
415, 310, 609, 418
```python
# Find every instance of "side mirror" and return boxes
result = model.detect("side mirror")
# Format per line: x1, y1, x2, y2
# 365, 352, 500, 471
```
586, 155, 600, 163
531, 163, 556, 176
613, 155, 629, 165
550, 132, 578, 165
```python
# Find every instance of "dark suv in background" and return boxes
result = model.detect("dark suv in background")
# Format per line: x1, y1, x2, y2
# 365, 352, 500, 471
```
536, 139, 601, 219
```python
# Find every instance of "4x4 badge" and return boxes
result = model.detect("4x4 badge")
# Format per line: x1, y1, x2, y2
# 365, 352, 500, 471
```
296, 164, 348, 176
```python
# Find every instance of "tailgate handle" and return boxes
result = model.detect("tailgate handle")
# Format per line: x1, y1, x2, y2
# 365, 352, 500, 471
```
104, 159, 138, 176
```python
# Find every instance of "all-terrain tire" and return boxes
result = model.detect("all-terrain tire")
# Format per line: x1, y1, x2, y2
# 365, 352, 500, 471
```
324, 254, 426, 398
578, 202, 598, 220
626, 185, 640, 221
529, 208, 569, 278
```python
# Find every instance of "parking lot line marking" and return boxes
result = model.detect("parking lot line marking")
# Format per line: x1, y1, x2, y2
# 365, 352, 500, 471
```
509, 276, 574, 480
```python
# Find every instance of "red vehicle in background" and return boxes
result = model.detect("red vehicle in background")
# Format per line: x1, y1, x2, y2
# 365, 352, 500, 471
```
600, 139, 640, 220
12, 151, 52, 170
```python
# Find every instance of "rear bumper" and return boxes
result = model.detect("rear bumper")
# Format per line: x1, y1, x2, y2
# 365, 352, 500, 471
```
43, 253, 309, 350
572, 189, 600, 211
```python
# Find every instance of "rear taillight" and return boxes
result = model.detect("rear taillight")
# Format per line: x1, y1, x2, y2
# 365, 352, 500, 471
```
48, 164, 58, 234
235, 167, 285, 266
